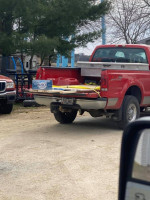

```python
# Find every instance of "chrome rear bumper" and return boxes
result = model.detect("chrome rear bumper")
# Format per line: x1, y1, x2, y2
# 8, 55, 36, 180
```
34, 95, 107, 110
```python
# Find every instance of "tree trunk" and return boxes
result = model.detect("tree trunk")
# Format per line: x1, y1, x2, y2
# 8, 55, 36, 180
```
49, 55, 53, 66
20, 50, 24, 70
29, 54, 34, 69
40, 55, 45, 66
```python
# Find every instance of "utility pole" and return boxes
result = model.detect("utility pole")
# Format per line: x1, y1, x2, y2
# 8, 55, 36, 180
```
62, 55, 68, 67
101, 0, 106, 45
71, 50, 75, 67
56, 54, 60, 67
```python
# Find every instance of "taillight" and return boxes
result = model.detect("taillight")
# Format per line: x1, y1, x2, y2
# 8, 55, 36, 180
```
115, 44, 126, 47
101, 73, 108, 92
36, 67, 43, 79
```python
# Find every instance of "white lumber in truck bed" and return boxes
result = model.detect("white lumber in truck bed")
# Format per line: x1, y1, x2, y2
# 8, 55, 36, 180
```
29, 89, 77, 94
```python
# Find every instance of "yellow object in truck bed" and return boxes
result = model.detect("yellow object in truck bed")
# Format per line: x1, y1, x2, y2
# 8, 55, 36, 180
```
29, 85, 101, 97
53, 85, 101, 91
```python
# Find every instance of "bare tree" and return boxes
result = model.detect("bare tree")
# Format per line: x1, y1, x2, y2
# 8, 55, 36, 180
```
143, 0, 150, 6
107, 0, 150, 44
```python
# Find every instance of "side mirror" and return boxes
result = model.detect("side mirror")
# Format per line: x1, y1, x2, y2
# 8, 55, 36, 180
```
119, 117, 150, 200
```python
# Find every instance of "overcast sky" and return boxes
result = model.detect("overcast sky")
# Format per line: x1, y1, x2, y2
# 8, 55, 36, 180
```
75, 37, 103, 55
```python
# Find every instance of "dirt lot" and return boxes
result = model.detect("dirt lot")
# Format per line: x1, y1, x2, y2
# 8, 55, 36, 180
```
0, 105, 122, 200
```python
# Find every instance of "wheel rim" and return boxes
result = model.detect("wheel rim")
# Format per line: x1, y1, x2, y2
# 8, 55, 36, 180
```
127, 104, 137, 122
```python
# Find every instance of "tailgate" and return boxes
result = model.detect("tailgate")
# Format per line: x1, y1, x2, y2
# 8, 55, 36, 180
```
29, 80, 107, 110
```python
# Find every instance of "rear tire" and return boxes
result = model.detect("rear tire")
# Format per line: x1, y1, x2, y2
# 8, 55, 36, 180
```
0, 102, 13, 114
118, 95, 140, 129
54, 110, 77, 124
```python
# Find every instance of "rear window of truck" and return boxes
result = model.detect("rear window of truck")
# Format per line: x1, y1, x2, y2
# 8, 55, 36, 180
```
92, 47, 148, 63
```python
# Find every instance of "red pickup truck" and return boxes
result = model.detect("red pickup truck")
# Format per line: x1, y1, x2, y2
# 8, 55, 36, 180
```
0, 75, 16, 114
31, 44, 150, 129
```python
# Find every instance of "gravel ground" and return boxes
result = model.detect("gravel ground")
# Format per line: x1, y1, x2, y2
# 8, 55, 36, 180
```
0, 105, 122, 200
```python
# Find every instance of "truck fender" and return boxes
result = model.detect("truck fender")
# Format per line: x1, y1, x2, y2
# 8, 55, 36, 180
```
118, 81, 144, 109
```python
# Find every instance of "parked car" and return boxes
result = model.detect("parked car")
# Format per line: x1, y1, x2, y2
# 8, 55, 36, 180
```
0, 75, 16, 114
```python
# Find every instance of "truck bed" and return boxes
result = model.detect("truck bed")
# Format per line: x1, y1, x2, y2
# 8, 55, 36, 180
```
31, 61, 149, 101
